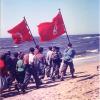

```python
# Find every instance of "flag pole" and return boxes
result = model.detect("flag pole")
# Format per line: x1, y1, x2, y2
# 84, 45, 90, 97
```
23, 17, 37, 46
58, 9, 71, 44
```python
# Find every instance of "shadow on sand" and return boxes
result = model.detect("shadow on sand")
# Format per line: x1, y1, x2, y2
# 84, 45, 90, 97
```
77, 74, 98, 82
1, 80, 59, 99
1, 71, 98, 99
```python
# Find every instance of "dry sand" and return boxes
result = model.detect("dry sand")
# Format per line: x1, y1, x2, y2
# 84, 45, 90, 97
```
1, 54, 100, 100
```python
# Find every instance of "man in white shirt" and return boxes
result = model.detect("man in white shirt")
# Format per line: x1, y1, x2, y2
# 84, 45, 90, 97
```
29, 51, 35, 65
23, 47, 40, 90
46, 46, 53, 77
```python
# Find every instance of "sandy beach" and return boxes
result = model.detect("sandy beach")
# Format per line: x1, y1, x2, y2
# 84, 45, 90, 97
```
1, 54, 100, 100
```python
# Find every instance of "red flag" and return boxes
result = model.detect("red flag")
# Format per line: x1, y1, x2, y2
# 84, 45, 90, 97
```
52, 12, 66, 36
8, 20, 33, 44
38, 12, 66, 42
38, 22, 54, 41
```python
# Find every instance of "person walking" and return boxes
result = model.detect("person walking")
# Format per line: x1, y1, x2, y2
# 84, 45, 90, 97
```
23, 47, 41, 90
35, 47, 46, 80
51, 46, 62, 81
15, 54, 25, 92
0, 54, 7, 94
46, 46, 53, 77
60, 43, 76, 81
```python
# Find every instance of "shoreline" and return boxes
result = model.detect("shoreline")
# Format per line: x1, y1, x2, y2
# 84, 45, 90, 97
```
74, 53, 99, 66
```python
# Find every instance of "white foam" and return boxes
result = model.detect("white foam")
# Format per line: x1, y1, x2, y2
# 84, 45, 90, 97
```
83, 35, 99, 39
74, 54, 99, 61
86, 49, 98, 53
83, 36, 92, 39
74, 56, 95, 61
0, 45, 18, 49
13, 45, 18, 48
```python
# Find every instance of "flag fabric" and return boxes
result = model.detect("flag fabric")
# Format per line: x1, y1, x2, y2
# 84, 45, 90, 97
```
8, 20, 33, 44
38, 12, 66, 42
53, 12, 66, 36
38, 22, 54, 41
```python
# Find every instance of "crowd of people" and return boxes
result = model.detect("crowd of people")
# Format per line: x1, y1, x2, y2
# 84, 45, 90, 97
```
0, 43, 76, 94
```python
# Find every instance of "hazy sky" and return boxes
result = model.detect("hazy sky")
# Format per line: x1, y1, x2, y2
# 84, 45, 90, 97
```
0, 0, 99, 38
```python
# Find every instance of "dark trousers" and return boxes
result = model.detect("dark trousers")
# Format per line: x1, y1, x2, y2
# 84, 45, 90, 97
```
63, 61, 75, 76
45, 65, 51, 77
38, 63, 45, 79
23, 64, 40, 88
51, 61, 60, 79
45, 60, 52, 77
61, 61, 75, 79
16, 71, 25, 84
7, 70, 16, 86
64, 61, 75, 75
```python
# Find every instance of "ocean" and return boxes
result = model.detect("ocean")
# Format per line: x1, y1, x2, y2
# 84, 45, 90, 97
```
0, 34, 99, 56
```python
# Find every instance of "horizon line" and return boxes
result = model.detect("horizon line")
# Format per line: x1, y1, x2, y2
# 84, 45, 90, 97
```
0, 33, 100, 38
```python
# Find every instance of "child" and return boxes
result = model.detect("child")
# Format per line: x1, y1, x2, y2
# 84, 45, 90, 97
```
15, 54, 25, 93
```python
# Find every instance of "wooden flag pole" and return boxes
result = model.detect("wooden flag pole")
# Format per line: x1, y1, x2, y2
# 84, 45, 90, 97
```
58, 9, 71, 44
23, 17, 37, 46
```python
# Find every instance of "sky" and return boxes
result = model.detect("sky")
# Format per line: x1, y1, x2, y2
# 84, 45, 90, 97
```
0, 0, 99, 38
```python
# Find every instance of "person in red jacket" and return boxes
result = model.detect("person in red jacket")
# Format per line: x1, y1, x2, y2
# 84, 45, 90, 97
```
0, 58, 5, 69
0, 54, 7, 94
0, 54, 6, 76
